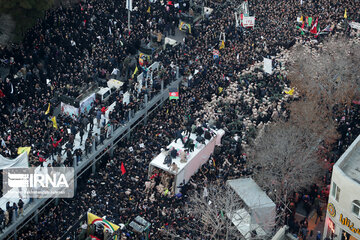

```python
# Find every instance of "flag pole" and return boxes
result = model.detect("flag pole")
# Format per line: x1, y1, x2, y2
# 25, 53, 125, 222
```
128, 9, 131, 32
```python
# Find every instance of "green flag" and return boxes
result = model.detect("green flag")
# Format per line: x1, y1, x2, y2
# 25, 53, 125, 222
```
308, 17, 313, 27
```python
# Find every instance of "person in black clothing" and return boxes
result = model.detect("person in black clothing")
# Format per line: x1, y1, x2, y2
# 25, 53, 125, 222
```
0, 209, 4, 232
79, 127, 84, 145
18, 199, 24, 216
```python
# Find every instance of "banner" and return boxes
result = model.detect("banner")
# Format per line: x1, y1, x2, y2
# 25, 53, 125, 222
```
213, 49, 220, 59
138, 53, 151, 67
61, 102, 79, 118
79, 93, 96, 114
169, 91, 179, 100
123, 91, 130, 105
169, 87, 179, 100
242, 16, 255, 27
179, 21, 191, 33
87, 212, 120, 240
349, 21, 360, 30
0, 152, 29, 170
126, 0, 132, 11
17, 147, 31, 155
241, 1, 249, 16
263, 58, 273, 74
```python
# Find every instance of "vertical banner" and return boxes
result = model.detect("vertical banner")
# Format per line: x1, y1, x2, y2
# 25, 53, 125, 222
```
126, 0, 132, 11
264, 58, 273, 74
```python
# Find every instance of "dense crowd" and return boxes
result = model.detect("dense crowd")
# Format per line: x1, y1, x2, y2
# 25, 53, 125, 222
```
0, 0, 359, 238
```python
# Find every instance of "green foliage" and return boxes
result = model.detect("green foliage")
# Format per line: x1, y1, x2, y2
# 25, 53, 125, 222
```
0, 0, 54, 41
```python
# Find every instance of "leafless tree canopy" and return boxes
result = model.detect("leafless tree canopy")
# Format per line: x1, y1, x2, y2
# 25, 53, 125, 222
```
288, 99, 339, 145
249, 121, 325, 202
165, 184, 270, 240
288, 36, 360, 108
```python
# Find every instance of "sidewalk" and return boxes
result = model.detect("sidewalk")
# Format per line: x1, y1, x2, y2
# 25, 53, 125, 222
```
295, 201, 327, 240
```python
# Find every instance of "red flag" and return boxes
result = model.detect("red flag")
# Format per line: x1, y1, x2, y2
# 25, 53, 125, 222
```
0, 89, 5, 98
121, 162, 126, 175
310, 17, 318, 34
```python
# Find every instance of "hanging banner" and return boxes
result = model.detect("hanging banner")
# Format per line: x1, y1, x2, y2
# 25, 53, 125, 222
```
242, 16, 255, 27
0, 152, 29, 170
87, 212, 120, 240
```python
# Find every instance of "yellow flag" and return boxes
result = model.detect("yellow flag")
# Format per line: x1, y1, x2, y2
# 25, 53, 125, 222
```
219, 40, 225, 50
17, 147, 31, 155
147, 6, 151, 13
87, 212, 120, 233
285, 88, 295, 96
51, 116, 58, 129
45, 103, 50, 115
218, 87, 223, 94
132, 66, 138, 79
344, 8, 347, 19
300, 16, 303, 22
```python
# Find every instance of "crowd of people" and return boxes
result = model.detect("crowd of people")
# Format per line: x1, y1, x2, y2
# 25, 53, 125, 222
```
0, 0, 359, 238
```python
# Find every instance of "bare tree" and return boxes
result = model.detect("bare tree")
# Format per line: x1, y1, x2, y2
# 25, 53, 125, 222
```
248, 121, 326, 221
165, 184, 271, 240
288, 36, 360, 109
288, 99, 339, 146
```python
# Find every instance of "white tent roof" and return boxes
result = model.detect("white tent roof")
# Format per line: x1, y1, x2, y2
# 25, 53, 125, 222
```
227, 178, 275, 209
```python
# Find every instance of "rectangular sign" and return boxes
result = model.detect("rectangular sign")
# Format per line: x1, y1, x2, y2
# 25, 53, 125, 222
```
264, 58, 273, 74
79, 93, 95, 114
3, 167, 74, 198
242, 16, 255, 27
61, 102, 79, 118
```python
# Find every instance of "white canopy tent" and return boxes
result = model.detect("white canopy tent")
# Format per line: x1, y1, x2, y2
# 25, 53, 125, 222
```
227, 178, 276, 238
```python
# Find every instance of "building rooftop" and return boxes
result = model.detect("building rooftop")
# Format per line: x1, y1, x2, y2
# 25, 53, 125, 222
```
336, 135, 360, 184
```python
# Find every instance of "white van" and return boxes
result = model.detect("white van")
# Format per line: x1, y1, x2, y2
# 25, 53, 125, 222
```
96, 87, 112, 103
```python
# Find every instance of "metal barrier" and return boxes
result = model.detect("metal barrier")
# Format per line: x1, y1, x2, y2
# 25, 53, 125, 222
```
1, 72, 181, 240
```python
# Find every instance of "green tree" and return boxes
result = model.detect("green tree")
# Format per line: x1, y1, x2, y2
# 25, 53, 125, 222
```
0, 0, 54, 41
